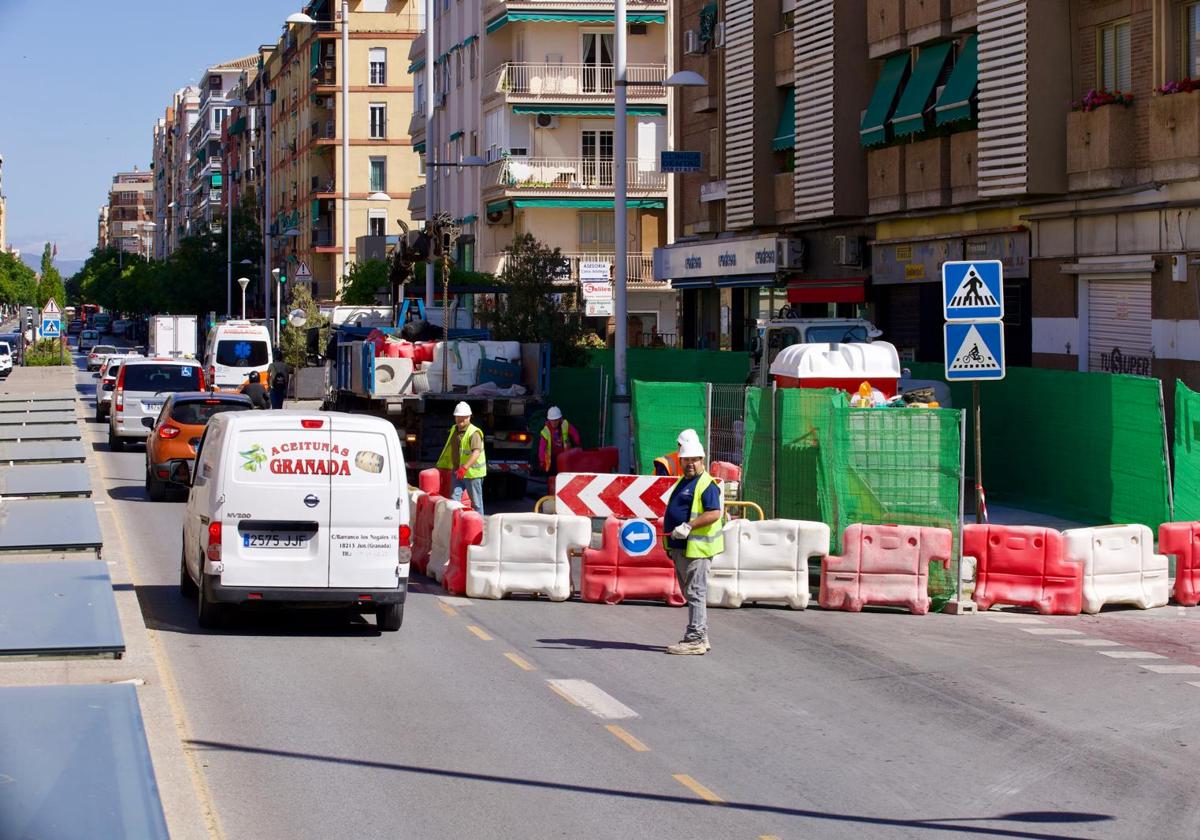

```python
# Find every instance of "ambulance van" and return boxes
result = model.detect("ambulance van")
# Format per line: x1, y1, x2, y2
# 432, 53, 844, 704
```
205, 320, 272, 390
175, 410, 411, 630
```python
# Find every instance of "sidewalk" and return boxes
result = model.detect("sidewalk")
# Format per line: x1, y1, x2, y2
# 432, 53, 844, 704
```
979, 504, 1086, 530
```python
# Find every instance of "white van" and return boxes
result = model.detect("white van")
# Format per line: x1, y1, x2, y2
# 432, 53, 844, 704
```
204, 320, 272, 391
176, 410, 412, 630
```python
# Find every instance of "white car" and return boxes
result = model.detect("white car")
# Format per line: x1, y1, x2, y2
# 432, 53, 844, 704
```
176, 411, 411, 630
79, 329, 100, 352
108, 357, 206, 450
95, 356, 126, 421
88, 344, 117, 371
0, 342, 12, 378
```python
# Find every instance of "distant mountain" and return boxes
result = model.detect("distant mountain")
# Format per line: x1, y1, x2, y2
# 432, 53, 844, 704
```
18, 253, 85, 278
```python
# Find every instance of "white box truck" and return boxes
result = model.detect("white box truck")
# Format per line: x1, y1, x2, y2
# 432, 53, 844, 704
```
149, 315, 198, 357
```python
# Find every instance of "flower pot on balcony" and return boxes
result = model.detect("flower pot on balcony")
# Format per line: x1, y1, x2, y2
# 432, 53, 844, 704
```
905, 0, 950, 45
1066, 106, 1136, 191
950, 130, 978, 204
868, 145, 906, 214
905, 135, 950, 209
868, 0, 905, 59
1150, 91, 1200, 181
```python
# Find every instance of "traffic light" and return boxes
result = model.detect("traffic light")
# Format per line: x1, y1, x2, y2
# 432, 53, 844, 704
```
279, 316, 287, 328
278, 273, 286, 285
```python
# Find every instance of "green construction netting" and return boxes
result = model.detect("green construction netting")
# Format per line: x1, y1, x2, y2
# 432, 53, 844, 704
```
1174, 379, 1200, 521
631, 381, 708, 474
909, 363, 1172, 529
739, 387, 777, 518
546, 366, 608, 450
587, 348, 750, 385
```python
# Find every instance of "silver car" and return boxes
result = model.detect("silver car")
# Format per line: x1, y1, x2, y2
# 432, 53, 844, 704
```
108, 358, 205, 451
95, 356, 126, 421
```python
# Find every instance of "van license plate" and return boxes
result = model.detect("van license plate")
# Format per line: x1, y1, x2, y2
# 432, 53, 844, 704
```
242, 532, 310, 549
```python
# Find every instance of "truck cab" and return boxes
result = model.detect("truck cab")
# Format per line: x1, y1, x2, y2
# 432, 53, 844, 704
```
751, 315, 882, 387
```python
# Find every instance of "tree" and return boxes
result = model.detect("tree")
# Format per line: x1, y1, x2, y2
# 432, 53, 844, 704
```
340, 259, 390, 306
0, 250, 37, 306
279, 283, 330, 369
36, 244, 66, 309
478, 234, 590, 367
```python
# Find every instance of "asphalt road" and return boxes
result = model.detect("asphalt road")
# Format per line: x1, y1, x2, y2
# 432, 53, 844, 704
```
71, 355, 1200, 840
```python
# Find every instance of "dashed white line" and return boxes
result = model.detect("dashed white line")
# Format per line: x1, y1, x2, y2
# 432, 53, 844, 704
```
1098, 650, 1166, 660
546, 680, 638, 720
1138, 664, 1200, 675
1059, 639, 1123, 647
983, 616, 1045, 624
1020, 628, 1084, 636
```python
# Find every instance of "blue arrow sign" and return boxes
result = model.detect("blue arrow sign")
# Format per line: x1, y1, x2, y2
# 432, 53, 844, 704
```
40, 319, 60, 338
944, 320, 1006, 381
942, 260, 1004, 321
618, 518, 656, 557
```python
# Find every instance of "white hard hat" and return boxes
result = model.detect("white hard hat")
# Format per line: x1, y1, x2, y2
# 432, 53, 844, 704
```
678, 438, 706, 459
677, 428, 701, 446
547, 406, 563, 421
453, 401, 472, 417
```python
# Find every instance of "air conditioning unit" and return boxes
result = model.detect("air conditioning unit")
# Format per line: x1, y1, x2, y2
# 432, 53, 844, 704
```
684, 29, 702, 55
486, 202, 513, 225
779, 238, 805, 270
535, 113, 559, 129
324, 58, 335, 70
714, 22, 726, 48
630, 23, 648, 36
833, 235, 864, 267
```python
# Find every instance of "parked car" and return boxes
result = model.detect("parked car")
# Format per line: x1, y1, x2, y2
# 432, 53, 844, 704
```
79, 329, 100, 352
0, 342, 12, 378
95, 356, 126, 421
88, 344, 117, 372
143, 391, 253, 501
67, 320, 83, 335
175, 410, 411, 629
108, 357, 206, 451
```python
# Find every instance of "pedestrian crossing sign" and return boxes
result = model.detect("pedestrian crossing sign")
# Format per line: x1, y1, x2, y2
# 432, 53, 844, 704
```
942, 260, 1003, 321
40, 319, 60, 338
944, 320, 1005, 381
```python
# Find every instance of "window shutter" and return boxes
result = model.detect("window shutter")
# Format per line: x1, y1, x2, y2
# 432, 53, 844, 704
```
1116, 22, 1131, 91
1101, 26, 1115, 90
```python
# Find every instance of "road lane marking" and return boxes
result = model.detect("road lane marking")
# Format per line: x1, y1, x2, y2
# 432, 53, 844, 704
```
547, 682, 582, 706
1098, 650, 1165, 659
983, 615, 1045, 624
673, 774, 724, 804
1021, 628, 1084, 635
439, 596, 473, 607
1059, 639, 1123, 646
504, 652, 535, 671
605, 724, 650, 752
1188, 682, 1200, 689
1139, 664, 1200, 674
467, 624, 493, 641
437, 601, 458, 617
546, 680, 638, 719
760, 836, 783, 840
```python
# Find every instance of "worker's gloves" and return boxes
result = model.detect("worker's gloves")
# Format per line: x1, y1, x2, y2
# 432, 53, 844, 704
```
455, 467, 468, 480
671, 522, 692, 540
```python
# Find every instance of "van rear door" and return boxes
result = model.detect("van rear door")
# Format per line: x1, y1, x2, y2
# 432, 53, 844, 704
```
328, 418, 401, 589
222, 420, 332, 589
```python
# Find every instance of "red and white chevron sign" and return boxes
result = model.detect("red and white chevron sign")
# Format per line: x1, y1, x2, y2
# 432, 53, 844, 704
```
554, 473, 677, 519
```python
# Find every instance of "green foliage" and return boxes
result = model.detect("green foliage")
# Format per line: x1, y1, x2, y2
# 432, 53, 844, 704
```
0, 250, 38, 306
478, 234, 589, 367
36, 243, 66, 309
280, 283, 330, 369
341, 259, 390, 306
24, 338, 69, 366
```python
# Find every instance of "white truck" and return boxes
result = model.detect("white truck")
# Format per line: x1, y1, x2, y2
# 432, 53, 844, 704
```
149, 315, 199, 358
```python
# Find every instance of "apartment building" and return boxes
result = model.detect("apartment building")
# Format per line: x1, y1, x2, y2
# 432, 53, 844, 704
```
410, 0, 677, 340
0, 153, 7, 254
151, 111, 173, 260
262, 0, 421, 302
102, 169, 155, 258
159, 86, 200, 255
187, 57, 258, 235
97, 205, 109, 251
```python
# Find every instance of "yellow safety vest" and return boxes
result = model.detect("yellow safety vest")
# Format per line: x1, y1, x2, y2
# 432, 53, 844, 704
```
540, 420, 573, 471
664, 471, 725, 559
437, 423, 487, 479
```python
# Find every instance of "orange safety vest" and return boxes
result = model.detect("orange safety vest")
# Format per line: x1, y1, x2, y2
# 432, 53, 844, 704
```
653, 451, 681, 476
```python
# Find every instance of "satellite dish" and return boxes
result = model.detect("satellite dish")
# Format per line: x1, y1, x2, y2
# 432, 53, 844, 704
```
288, 308, 308, 328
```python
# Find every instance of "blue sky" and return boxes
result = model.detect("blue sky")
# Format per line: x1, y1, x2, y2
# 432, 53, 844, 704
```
0, 0, 301, 263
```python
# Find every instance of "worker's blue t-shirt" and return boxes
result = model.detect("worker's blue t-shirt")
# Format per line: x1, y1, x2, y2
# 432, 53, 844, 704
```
663, 474, 722, 550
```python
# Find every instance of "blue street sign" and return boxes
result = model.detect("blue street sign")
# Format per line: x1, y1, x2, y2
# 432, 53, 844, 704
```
942, 260, 1004, 321
944, 320, 1006, 381
660, 150, 703, 173
618, 518, 656, 557
40, 319, 60, 338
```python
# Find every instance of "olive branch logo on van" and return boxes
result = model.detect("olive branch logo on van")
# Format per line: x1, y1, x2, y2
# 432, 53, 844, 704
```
240, 444, 268, 472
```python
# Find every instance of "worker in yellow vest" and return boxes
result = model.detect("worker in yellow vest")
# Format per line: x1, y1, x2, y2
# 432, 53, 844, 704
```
653, 428, 701, 477
662, 436, 724, 655
538, 406, 581, 475
437, 401, 487, 514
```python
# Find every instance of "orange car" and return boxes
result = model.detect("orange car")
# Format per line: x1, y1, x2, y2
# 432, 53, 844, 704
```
143, 391, 254, 501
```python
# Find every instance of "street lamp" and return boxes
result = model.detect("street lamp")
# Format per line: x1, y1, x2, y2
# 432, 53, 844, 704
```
237, 277, 250, 319
270, 228, 301, 334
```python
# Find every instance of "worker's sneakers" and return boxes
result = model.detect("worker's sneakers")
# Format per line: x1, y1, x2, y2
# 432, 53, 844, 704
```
666, 636, 710, 655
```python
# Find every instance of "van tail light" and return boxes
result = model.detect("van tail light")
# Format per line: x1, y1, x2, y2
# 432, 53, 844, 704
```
206, 521, 222, 562
158, 424, 181, 440
115, 391, 124, 412
208, 366, 216, 385
399, 524, 412, 547
301, 419, 325, 429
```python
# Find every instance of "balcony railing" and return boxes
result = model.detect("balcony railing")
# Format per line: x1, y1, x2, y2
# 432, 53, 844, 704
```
313, 229, 335, 247
486, 251, 661, 286
483, 156, 667, 193
485, 62, 667, 100
483, 0, 666, 19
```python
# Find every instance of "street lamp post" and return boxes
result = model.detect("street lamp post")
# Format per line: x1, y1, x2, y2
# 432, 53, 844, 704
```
237, 277, 250, 319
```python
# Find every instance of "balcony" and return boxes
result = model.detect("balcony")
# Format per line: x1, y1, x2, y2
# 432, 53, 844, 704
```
312, 229, 335, 248
905, 135, 950, 209
868, 0, 905, 59
1150, 91, 1200, 182
773, 171, 794, 224
867, 145, 906, 214
409, 185, 426, 221
950, 130, 978, 204
774, 30, 794, 88
482, 156, 667, 197
487, 251, 661, 288
484, 63, 667, 105
905, 0, 950, 45
482, 0, 667, 23
1066, 106, 1137, 191
950, 0, 976, 31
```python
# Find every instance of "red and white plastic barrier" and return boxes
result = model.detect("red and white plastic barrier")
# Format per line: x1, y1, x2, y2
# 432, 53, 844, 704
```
411, 491, 436, 574
442, 509, 485, 596
466, 513, 591, 601
964, 525, 1082, 615
554, 472, 677, 519
1064, 524, 1169, 614
418, 467, 472, 510
427, 497, 464, 583
580, 518, 684, 607
1158, 521, 1200, 606
819, 524, 951, 615
708, 519, 828, 610
556, 447, 619, 476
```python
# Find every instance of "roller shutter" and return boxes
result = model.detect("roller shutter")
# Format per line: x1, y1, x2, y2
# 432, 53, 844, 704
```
1087, 278, 1151, 376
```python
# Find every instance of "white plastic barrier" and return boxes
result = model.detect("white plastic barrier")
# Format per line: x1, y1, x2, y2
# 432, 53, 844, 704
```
707, 519, 829, 610
1064, 524, 1170, 614
428, 497, 464, 583
479, 340, 521, 363
466, 513, 590, 601
427, 341, 484, 389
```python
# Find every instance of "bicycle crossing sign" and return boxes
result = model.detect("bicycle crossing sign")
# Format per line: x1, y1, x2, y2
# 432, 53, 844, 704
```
942, 260, 1003, 321
944, 320, 1005, 381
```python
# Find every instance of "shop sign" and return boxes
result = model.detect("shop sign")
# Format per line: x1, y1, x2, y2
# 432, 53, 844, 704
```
653, 236, 783, 281
1098, 347, 1152, 377
874, 233, 1030, 285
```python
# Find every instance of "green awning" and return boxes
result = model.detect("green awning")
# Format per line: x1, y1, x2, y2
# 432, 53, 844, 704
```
935, 36, 978, 126
228, 116, 246, 136
449, 130, 464, 140
487, 11, 665, 32
511, 104, 667, 116
487, 198, 664, 213
310, 41, 321, 75
408, 58, 425, 73
413, 142, 426, 153
196, 147, 208, 163
311, 199, 320, 222
461, 214, 478, 223
487, 201, 511, 215
211, 174, 222, 187
891, 41, 953, 137
772, 89, 795, 152
859, 53, 910, 147
462, 35, 478, 47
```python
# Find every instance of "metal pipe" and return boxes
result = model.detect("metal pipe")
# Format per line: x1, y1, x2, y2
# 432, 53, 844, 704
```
225, 155, 233, 318
424, 0, 435, 311
613, 0, 630, 472
264, 91, 273, 329
341, 0, 351, 301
